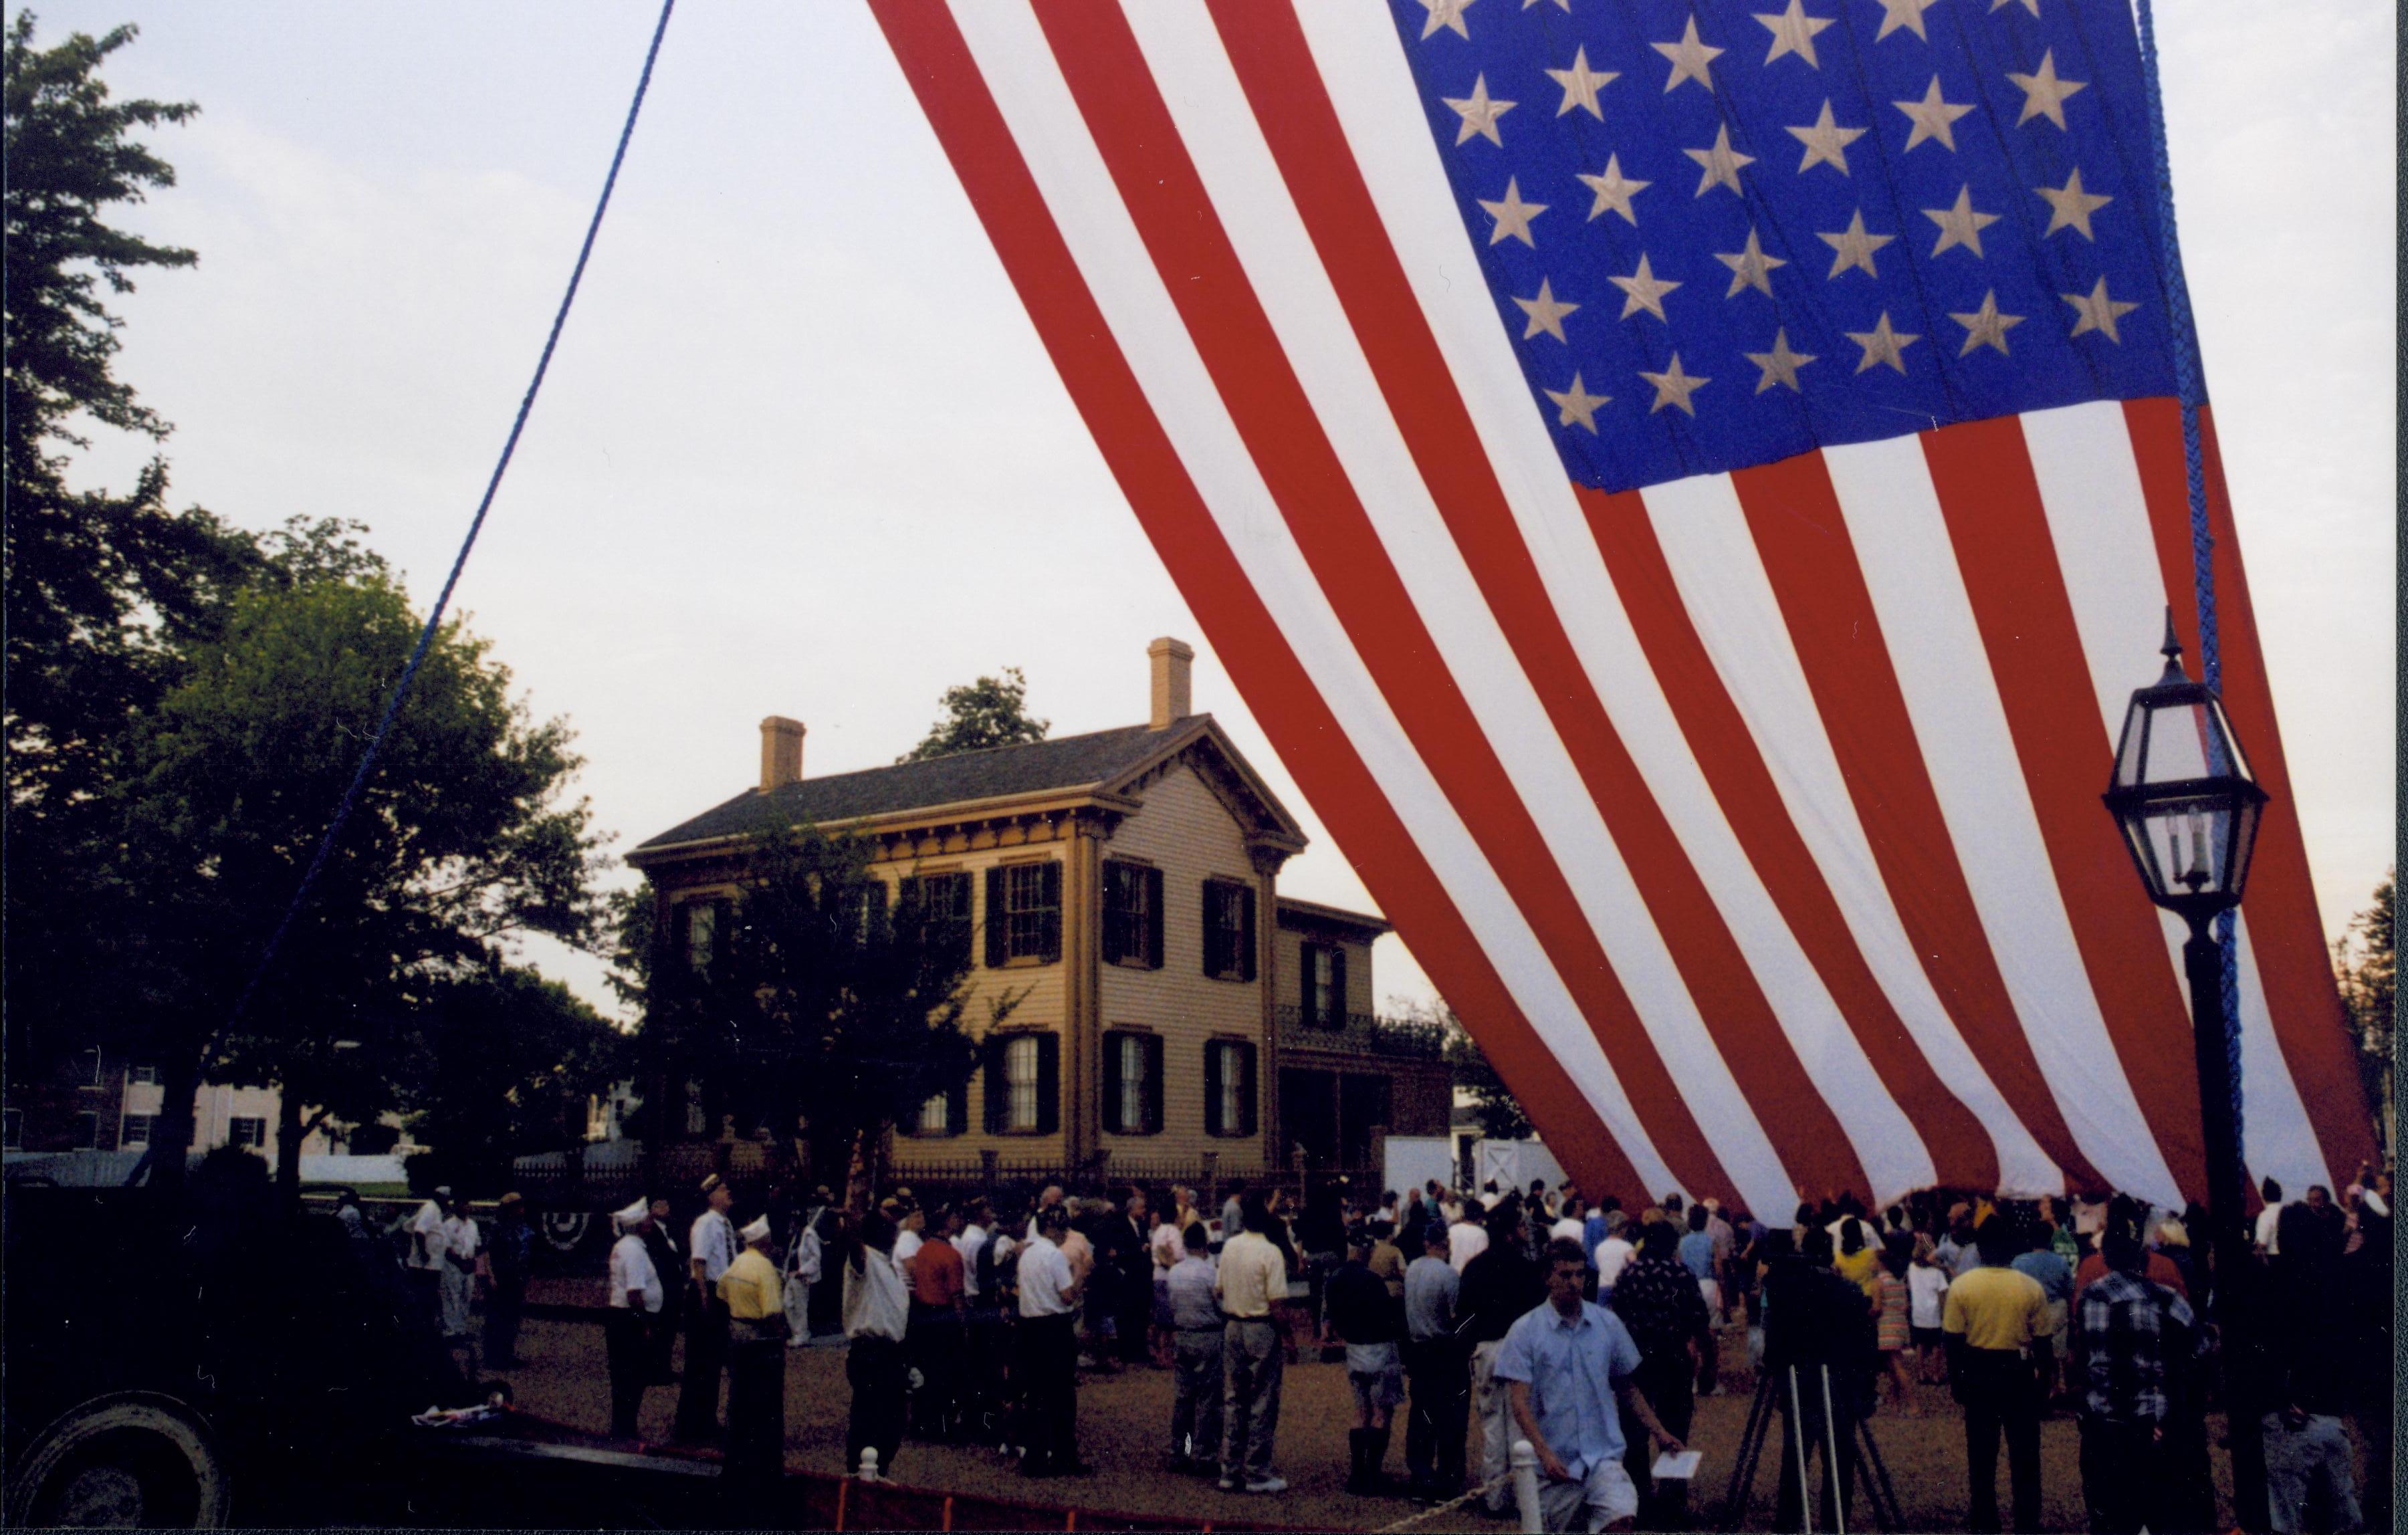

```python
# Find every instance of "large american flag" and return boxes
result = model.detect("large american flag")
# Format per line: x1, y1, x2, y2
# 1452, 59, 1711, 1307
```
869, 0, 2373, 1214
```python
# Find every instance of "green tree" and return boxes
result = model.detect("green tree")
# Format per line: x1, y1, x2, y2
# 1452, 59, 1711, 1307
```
4, 13, 265, 1102
112, 566, 606, 1193
2334, 872, 2394, 1153
395, 963, 623, 1195
631, 824, 1008, 1189
4, 13, 259, 803
899, 666, 1049, 761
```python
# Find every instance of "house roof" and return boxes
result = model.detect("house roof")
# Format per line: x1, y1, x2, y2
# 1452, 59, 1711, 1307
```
1275, 895, 1392, 939
632, 715, 1303, 857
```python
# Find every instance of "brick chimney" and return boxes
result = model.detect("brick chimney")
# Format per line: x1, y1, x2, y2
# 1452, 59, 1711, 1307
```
760, 715, 805, 791
1148, 637, 1194, 730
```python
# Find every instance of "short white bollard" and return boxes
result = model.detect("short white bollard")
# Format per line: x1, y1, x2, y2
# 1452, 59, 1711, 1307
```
857, 1447, 881, 1483
1511, 1438, 1543, 1534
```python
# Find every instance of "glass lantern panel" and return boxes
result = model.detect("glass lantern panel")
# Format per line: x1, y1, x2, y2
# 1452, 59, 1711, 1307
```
2113, 703, 2147, 788
2138, 698, 2213, 786
2203, 697, 2252, 784
2223, 792, 2264, 902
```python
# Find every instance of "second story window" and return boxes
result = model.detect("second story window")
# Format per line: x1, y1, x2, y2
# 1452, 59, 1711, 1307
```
984, 861, 1062, 967
126, 1062, 160, 1086
1202, 878, 1258, 981
1301, 943, 1347, 1028
119, 1114, 154, 1148
899, 871, 974, 965
227, 1116, 266, 1149
1101, 861, 1164, 968
844, 881, 885, 944
682, 899, 728, 973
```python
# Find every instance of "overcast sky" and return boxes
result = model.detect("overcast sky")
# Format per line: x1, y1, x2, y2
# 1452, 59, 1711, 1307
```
37, 0, 2395, 1020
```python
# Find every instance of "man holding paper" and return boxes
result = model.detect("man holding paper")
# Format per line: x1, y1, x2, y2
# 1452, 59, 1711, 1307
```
1496, 1238, 1685, 1532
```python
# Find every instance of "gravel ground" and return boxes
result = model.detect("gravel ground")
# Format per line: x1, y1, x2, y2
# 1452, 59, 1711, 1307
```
496, 1314, 2241, 1531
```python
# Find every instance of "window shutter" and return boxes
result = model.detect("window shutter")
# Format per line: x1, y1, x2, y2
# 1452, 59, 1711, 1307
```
946, 1070, 970, 1138
984, 868, 1007, 967
897, 874, 922, 917
1035, 1033, 1061, 1136
1238, 885, 1258, 981
1101, 865, 1126, 965
1101, 1032, 1125, 1137
1037, 861, 1062, 962
1143, 1034, 1166, 1134
1144, 866, 1165, 969
1236, 1042, 1258, 1137
1329, 945, 1348, 1028
1204, 1042, 1225, 1137
1202, 881, 1224, 977
983, 1035, 1009, 1134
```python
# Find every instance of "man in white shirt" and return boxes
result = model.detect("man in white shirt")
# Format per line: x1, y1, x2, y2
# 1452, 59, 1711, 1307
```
2253, 1177, 2284, 1255
1549, 1196, 1588, 1250
843, 1208, 911, 1478
406, 1187, 452, 1322
1449, 1207, 1491, 1275
607, 1200, 664, 1437
1593, 1211, 1638, 1296
678, 1174, 738, 1442
1016, 1205, 1087, 1477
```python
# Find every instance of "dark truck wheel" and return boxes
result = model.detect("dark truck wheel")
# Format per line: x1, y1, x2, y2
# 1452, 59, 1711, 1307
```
7, 1393, 231, 1528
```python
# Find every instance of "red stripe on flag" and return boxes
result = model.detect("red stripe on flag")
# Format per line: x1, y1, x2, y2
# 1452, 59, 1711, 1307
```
1203, 0, 1874, 1198
864, 0, 1649, 1201
2122, 399, 2377, 1183
1030, 0, 1745, 1199
1729, 451, 2108, 1193
1573, 484, 2003, 1192
1918, 416, 2206, 1201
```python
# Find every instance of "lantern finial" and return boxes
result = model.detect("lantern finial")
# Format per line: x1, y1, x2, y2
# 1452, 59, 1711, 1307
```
2157, 607, 2189, 685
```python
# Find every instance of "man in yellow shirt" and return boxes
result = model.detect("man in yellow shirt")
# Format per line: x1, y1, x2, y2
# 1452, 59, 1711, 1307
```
1215, 1193, 1291, 1494
719, 1215, 786, 1494
1942, 1219, 2054, 1534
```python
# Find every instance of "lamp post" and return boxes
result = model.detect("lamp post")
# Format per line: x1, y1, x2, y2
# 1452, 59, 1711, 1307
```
2100, 612, 2269, 1531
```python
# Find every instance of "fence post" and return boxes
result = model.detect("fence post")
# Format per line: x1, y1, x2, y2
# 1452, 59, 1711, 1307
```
1511, 1439, 1542, 1534
980, 1149, 999, 1189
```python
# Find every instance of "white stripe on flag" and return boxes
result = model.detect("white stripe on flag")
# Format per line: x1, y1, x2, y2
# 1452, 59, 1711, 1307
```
1825, 433, 2183, 1206
946, 0, 1683, 1197
2019, 401, 2329, 1197
1124, 0, 1810, 1213
1636, 470, 2064, 1196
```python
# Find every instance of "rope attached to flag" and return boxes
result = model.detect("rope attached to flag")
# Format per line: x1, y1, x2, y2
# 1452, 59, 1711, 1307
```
2133, 0, 2245, 1176
174, 0, 679, 1128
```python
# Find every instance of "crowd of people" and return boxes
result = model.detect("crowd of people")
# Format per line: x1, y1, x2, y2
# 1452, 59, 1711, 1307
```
372, 1157, 2393, 1534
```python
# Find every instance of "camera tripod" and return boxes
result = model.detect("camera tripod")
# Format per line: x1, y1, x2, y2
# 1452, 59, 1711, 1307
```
1715, 1363, 1902, 1532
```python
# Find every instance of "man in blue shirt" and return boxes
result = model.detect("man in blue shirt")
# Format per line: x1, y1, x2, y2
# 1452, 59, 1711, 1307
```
2009, 1221, 2075, 1402
1495, 1238, 1684, 1532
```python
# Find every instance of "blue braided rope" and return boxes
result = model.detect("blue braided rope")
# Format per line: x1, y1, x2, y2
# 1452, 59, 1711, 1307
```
2137, 0, 2244, 1182
197, 0, 677, 1079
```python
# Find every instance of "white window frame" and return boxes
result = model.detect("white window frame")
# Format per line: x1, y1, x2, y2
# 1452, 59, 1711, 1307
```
120, 1113, 155, 1147
227, 1116, 267, 1149
1004, 1034, 1041, 1133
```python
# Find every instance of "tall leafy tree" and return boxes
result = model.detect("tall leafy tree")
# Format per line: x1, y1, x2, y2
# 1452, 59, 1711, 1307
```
2333, 872, 2395, 1153
4, 13, 263, 1094
114, 566, 607, 1191
395, 963, 623, 1195
4, 13, 257, 800
899, 666, 1049, 761
631, 824, 1006, 1189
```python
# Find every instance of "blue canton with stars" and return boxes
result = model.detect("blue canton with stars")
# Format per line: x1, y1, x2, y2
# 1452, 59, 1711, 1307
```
1386, 0, 2179, 494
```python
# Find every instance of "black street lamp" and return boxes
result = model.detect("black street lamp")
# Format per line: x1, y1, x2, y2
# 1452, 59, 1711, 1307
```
2101, 612, 2270, 1531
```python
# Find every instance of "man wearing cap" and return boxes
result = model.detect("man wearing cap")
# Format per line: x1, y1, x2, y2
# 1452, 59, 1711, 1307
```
482, 1193, 535, 1368
719, 1215, 786, 1491
678, 1174, 738, 1442
608, 1201, 665, 1438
